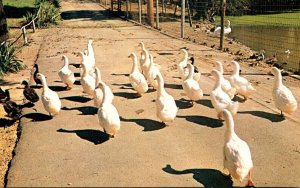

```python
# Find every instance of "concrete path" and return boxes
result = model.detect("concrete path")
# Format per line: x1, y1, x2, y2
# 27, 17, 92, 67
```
7, 0, 300, 187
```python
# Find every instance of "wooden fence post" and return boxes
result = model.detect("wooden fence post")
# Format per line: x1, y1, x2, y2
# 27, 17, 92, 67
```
220, 0, 226, 50
181, 0, 185, 38
147, 0, 154, 27
111, 0, 113, 11
126, 0, 129, 18
22, 27, 28, 45
138, 0, 142, 23
155, 0, 159, 29
32, 19, 36, 33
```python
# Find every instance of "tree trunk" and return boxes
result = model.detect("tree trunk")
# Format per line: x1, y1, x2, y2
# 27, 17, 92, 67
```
0, 0, 8, 42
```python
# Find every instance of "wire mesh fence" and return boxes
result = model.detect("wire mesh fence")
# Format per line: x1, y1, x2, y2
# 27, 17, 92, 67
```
100, 0, 300, 74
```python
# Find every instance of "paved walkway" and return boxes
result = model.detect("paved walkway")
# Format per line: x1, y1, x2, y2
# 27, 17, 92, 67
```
7, 0, 300, 187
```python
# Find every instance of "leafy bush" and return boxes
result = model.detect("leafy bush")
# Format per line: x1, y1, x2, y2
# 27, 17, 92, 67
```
0, 42, 26, 77
22, 11, 36, 27
36, 0, 60, 8
37, 1, 61, 27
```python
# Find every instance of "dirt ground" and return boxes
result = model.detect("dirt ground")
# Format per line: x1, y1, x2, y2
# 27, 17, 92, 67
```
1, 0, 300, 187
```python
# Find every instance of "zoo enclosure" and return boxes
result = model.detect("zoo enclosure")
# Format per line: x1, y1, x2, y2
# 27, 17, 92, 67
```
100, 0, 300, 74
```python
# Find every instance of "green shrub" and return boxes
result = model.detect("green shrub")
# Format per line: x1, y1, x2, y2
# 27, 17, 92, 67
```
36, 0, 60, 7
0, 42, 26, 77
37, 1, 61, 27
22, 11, 36, 27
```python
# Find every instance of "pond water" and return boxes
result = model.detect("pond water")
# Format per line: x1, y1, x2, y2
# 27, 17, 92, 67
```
229, 25, 300, 72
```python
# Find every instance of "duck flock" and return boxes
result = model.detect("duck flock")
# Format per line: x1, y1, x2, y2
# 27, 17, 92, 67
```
0, 40, 298, 186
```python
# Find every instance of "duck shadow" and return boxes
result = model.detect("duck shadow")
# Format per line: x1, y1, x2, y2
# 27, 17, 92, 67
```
232, 95, 246, 103
120, 116, 165, 131
162, 164, 233, 188
60, 96, 92, 103
70, 63, 81, 68
114, 92, 139, 99
74, 80, 81, 85
112, 83, 133, 90
0, 118, 15, 128
62, 106, 98, 115
164, 83, 182, 90
177, 115, 223, 128
196, 99, 214, 109
23, 113, 52, 122
176, 99, 192, 109
74, 72, 81, 77
48, 86, 66, 92
18, 102, 35, 109
111, 73, 129, 77
29, 85, 42, 89
57, 128, 109, 145
238, 110, 285, 122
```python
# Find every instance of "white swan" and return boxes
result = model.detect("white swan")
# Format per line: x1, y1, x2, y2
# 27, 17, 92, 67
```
93, 67, 104, 107
80, 61, 95, 96
271, 67, 297, 116
98, 81, 120, 138
223, 109, 254, 187
147, 54, 160, 90
212, 20, 232, 37
58, 55, 75, 90
87, 39, 96, 68
138, 42, 151, 77
229, 61, 255, 100
178, 49, 189, 80
182, 63, 203, 106
156, 72, 178, 125
214, 61, 236, 99
36, 73, 61, 117
211, 69, 239, 119
129, 52, 148, 96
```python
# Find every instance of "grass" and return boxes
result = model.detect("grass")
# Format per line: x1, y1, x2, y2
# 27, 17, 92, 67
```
215, 11, 300, 27
4, 0, 37, 28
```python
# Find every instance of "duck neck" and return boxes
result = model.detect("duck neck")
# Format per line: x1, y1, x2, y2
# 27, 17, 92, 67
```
232, 63, 240, 76
213, 73, 222, 90
131, 55, 139, 73
40, 75, 49, 91
5, 90, 10, 101
63, 56, 69, 68
95, 69, 101, 86
34, 65, 39, 77
187, 65, 194, 80
216, 62, 224, 74
181, 51, 188, 62
82, 63, 88, 77
157, 74, 167, 97
100, 84, 108, 106
274, 72, 282, 88
225, 115, 236, 142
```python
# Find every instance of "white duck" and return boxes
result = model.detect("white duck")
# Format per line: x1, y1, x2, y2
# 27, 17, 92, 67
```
214, 61, 236, 99
80, 61, 95, 96
178, 49, 189, 80
147, 54, 161, 90
223, 109, 254, 187
229, 61, 255, 100
138, 42, 151, 77
156, 72, 178, 125
128, 52, 148, 96
78, 51, 95, 79
212, 20, 232, 37
271, 67, 297, 116
58, 55, 75, 90
93, 67, 104, 107
87, 39, 96, 68
98, 81, 120, 138
182, 63, 203, 106
211, 69, 239, 119
36, 73, 61, 117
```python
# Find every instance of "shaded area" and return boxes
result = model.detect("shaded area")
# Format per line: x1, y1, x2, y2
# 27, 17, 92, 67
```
162, 164, 233, 188
48, 86, 66, 92
0, 118, 15, 128
112, 83, 132, 89
70, 63, 81, 69
57, 128, 109, 145
22, 113, 52, 122
60, 96, 92, 103
74, 72, 81, 77
62, 106, 98, 115
4, 6, 36, 18
113, 91, 139, 99
164, 83, 182, 90
175, 99, 192, 109
111, 73, 129, 77
196, 99, 214, 108
74, 80, 81, 85
177, 115, 223, 128
238, 110, 285, 122
120, 116, 165, 131
232, 95, 246, 103
61, 10, 118, 21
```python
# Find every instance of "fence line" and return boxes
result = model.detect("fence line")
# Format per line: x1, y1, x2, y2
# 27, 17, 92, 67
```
100, 0, 300, 74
